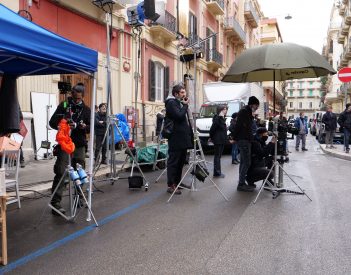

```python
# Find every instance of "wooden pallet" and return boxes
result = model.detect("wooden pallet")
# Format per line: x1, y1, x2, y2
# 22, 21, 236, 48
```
0, 196, 7, 265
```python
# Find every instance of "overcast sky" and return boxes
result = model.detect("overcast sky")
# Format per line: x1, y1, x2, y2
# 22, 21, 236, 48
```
258, 0, 334, 53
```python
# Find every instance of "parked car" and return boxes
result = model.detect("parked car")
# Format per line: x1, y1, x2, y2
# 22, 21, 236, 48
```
317, 113, 344, 144
314, 111, 326, 138
309, 117, 317, 136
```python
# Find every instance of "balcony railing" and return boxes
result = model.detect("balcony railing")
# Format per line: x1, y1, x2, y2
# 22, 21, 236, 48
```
205, 0, 225, 16
223, 17, 246, 44
149, 10, 177, 42
341, 18, 349, 35
337, 31, 345, 44
187, 33, 206, 53
206, 48, 223, 69
244, 1, 259, 28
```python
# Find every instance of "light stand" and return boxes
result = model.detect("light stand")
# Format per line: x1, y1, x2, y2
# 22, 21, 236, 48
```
132, 26, 142, 146
253, 129, 312, 203
167, 34, 228, 203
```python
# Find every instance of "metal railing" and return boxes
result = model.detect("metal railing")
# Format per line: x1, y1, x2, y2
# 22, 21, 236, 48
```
163, 11, 176, 33
207, 0, 225, 11
244, 1, 259, 25
187, 33, 206, 52
206, 48, 223, 65
223, 16, 246, 42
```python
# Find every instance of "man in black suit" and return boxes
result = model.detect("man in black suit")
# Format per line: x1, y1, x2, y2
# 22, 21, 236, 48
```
165, 84, 193, 195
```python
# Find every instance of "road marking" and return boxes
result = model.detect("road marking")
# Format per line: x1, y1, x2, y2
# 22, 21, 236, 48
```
0, 191, 163, 274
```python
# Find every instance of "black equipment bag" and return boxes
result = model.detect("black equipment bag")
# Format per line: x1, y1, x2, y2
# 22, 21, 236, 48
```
191, 164, 209, 182
128, 175, 144, 189
161, 116, 173, 139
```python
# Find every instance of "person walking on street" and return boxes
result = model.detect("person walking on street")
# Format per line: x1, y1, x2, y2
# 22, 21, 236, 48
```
231, 96, 260, 192
338, 103, 351, 153
229, 112, 239, 164
165, 84, 193, 194
94, 103, 107, 164
49, 83, 90, 215
322, 105, 337, 149
155, 109, 165, 139
294, 112, 308, 151
209, 105, 228, 178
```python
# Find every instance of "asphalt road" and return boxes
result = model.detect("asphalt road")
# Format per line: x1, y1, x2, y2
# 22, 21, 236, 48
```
2, 136, 351, 275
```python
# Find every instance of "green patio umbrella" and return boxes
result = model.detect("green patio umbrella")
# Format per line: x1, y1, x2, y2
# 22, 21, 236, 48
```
222, 42, 336, 113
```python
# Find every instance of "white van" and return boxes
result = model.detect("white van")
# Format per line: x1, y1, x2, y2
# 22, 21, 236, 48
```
196, 82, 263, 147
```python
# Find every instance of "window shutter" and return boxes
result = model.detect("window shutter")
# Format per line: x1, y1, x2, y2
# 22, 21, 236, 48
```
206, 28, 211, 60
149, 60, 155, 102
194, 15, 197, 35
164, 66, 170, 101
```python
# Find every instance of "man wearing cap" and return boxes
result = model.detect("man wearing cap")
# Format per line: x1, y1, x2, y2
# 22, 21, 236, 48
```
231, 96, 260, 192
49, 83, 91, 215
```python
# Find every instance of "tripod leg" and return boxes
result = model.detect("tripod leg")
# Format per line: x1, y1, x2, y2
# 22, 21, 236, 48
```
253, 163, 276, 204
276, 163, 312, 201
76, 185, 99, 226
197, 165, 229, 201
155, 167, 167, 183
167, 163, 194, 203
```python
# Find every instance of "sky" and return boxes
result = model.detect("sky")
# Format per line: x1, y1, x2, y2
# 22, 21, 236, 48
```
258, 0, 334, 53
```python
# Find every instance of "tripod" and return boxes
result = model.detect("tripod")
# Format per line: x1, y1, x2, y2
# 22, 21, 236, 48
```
93, 115, 150, 190
167, 33, 228, 203
47, 154, 98, 226
253, 131, 312, 204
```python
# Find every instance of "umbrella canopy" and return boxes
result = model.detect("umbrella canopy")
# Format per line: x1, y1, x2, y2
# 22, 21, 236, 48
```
222, 43, 336, 83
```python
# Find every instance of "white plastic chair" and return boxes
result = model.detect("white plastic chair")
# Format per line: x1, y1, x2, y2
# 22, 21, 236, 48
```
1, 150, 21, 208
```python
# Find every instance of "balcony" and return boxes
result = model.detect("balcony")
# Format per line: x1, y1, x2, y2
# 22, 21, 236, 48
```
244, 1, 259, 28
205, 0, 225, 16
339, 4, 346, 16
345, 8, 351, 25
344, 39, 351, 59
206, 48, 223, 70
185, 33, 206, 54
342, 0, 347, 4
223, 17, 246, 44
338, 31, 345, 44
149, 11, 177, 43
341, 19, 349, 35
341, 52, 349, 66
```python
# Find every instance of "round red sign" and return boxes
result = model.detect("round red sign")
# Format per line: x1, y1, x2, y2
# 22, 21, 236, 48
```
338, 67, 351, 83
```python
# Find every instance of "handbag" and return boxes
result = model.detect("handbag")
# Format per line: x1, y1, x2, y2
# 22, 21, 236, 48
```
161, 116, 173, 139
191, 163, 209, 182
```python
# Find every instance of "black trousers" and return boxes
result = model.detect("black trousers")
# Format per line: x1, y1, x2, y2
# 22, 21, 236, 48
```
213, 144, 224, 176
167, 149, 187, 187
95, 134, 107, 161
246, 166, 273, 185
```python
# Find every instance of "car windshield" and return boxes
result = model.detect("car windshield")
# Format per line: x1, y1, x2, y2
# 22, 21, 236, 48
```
199, 101, 241, 118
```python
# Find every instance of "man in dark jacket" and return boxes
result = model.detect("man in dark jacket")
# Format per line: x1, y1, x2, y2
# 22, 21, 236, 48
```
229, 112, 239, 164
246, 127, 275, 187
49, 83, 90, 215
232, 96, 260, 192
94, 103, 107, 164
165, 84, 193, 195
155, 109, 165, 137
209, 105, 228, 177
338, 103, 351, 153
322, 105, 337, 149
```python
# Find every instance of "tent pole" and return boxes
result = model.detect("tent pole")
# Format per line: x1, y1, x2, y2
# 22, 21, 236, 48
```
273, 70, 276, 116
87, 72, 98, 224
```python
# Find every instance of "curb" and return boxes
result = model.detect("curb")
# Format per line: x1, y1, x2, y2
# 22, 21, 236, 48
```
320, 145, 351, 161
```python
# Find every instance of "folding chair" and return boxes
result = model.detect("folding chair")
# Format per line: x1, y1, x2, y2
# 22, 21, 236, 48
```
1, 150, 21, 208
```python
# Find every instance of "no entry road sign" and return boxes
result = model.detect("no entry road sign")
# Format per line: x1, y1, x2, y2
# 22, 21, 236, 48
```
338, 67, 351, 82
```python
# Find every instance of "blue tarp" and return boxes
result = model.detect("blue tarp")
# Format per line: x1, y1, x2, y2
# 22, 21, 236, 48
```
112, 114, 130, 144
0, 4, 98, 76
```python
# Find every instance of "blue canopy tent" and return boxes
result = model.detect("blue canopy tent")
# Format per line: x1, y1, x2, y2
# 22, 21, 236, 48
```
0, 4, 98, 222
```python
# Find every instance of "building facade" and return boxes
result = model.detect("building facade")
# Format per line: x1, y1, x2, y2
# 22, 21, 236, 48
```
286, 78, 322, 119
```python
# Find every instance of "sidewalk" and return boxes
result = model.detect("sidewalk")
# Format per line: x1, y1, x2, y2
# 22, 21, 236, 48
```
319, 144, 351, 161
16, 150, 131, 198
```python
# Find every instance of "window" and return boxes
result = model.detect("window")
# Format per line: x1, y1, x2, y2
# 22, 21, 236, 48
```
155, 63, 164, 101
299, 102, 302, 109
189, 12, 197, 36
309, 81, 313, 86
309, 102, 313, 109
309, 90, 313, 96
289, 82, 293, 88
299, 91, 303, 97
149, 60, 169, 102
290, 91, 293, 97
289, 102, 293, 108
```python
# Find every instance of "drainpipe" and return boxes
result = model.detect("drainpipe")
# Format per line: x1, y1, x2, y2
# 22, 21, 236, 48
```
141, 38, 147, 141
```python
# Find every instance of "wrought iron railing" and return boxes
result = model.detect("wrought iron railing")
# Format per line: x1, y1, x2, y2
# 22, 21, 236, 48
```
206, 48, 223, 65
188, 33, 206, 52
244, 1, 259, 25
207, 0, 225, 10
223, 16, 246, 42
163, 11, 176, 33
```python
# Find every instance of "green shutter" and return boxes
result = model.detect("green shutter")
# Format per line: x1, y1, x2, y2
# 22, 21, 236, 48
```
149, 60, 155, 101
